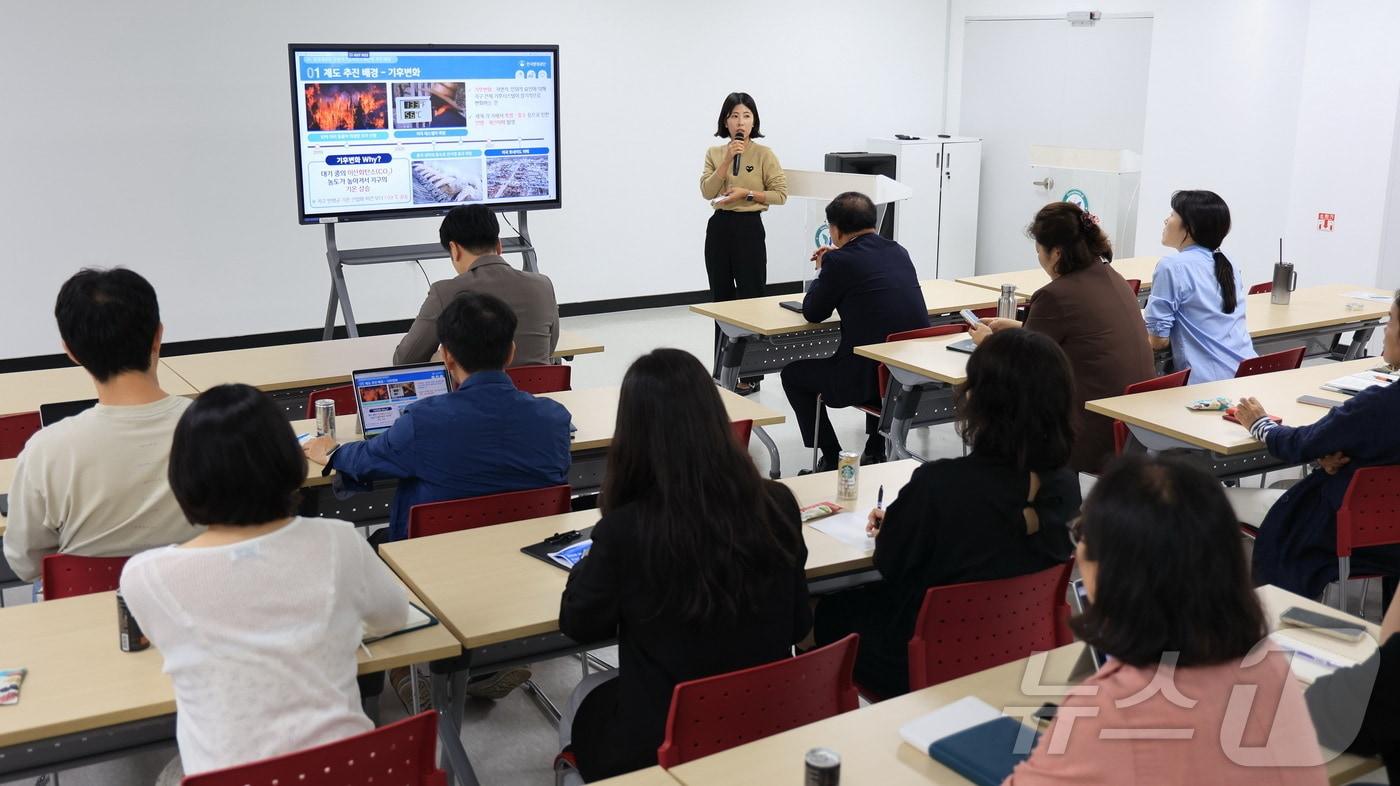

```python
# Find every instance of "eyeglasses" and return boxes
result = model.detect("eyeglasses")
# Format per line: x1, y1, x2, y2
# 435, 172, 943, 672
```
1068, 515, 1084, 548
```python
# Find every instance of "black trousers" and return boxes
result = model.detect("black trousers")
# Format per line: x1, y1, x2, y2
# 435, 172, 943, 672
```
781, 358, 883, 459
705, 210, 766, 382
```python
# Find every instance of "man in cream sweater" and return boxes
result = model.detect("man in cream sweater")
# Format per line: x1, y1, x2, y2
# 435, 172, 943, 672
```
4, 268, 199, 582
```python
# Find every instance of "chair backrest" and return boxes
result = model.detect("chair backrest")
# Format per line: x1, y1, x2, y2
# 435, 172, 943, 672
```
907, 561, 1073, 691
1112, 369, 1192, 455
1248, 281, 1274, 295
408, 484, 572, 539
1124, 278, 1142, 297
303, 384, 358, 419
506, 364, 572, 394
877, 324, 969, 400
40, 554, 131, 600
730, 419, 753, 448
1235, 346, 1306, 378
0, 410, 41, 460
1337, 466, 1400, 556
182, 710, 445, 786
656, 634, 860, 767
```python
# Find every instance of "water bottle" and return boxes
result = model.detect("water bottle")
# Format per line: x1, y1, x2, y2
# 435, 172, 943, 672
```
997, 284, 1018, 319
1270, 262, 1297, 305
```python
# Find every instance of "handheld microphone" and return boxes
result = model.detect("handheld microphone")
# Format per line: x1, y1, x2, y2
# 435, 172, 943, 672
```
732, 130, 744, 176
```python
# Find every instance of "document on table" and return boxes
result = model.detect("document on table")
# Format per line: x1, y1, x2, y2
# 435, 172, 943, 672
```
1342, 291, 1394, 304
1269, 630, 1373, 684
1321, 370, 1398, 395
810, 511, 876, 548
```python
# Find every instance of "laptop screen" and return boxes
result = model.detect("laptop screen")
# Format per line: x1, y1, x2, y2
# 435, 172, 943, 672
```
39, 398, 98, 427
1070, 578, 1108, 670
350, 362, 451, 438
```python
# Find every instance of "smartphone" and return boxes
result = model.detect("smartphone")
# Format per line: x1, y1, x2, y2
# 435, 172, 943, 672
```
959, 309, 983, 328
1297, 394, 1343, 410
1280, 606, 1367, 642
296, 432, 313, 445
779, 300, 805, 314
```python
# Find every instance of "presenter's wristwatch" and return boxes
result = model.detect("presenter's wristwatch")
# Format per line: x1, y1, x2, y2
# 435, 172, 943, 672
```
744, 190, 754, 202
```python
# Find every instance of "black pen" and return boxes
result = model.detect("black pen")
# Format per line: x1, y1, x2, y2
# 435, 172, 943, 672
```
877, 485, 884, 511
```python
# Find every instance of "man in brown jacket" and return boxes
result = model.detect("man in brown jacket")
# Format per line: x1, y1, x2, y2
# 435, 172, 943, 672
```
393, 204, 560, 366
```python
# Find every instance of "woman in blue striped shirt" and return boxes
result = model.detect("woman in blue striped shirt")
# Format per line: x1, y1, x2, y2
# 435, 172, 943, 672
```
1144, 190, 1256, 382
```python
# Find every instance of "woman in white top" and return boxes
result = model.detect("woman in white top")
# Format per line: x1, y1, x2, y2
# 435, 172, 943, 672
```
120, 383, 408, 782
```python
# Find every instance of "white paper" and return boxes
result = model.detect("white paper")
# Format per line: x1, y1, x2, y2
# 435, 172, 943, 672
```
810, 511, 876, 548
1321, 371, 1397, 395
1343, 291, 1393, 303
899, 696, 1003, 752
1269, 630, 1360, 684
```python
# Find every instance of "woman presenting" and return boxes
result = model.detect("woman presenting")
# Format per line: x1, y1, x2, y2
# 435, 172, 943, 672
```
700, 92, 787, 394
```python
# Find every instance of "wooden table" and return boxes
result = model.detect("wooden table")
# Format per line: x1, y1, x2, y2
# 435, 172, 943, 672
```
666, 585, 1381, 786
0, 365, 197, 418
380, 459, 915, 654
0, 585, 462, 781
594, 767, 682, 785
1245, 284, 1392, 360
1085, 357, 1370, 457
956, 256, 1160, 300
160, 329, 603, 394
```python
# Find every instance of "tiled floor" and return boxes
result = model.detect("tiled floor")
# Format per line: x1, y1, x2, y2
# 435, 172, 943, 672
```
2, 305, 1390, 785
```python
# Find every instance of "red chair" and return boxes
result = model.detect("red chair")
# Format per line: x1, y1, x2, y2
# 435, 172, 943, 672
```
40, 554, 130, 600
1124, 278, 1142, 297
0, 411, 41, 460
1248, 281, 1274, 295
303, 384, 358, 419
182, 710, 445, 785
731, 418, 753, 448
813, 324, 968, 471
507, 364, 572, 394
1332, 466, 1400, 616
1235, 346, 1306, 378
1111, 369, 1192, 455
407, 484, 572, 539
906, 561, 1074, 692
655, 634, 859, 767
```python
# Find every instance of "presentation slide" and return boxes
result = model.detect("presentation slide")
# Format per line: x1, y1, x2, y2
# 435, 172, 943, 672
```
288, 45, 561, 223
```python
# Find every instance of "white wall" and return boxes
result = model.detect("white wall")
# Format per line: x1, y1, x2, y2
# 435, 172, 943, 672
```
0, 0, 949, 361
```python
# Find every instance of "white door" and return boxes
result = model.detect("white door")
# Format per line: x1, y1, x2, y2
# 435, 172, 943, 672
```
936, 140, 981, 280
959, 16, 1153, 274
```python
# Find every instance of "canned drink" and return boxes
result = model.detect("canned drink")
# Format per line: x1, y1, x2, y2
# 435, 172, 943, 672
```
804, 747, 840, 785
315, 399, 337, 438
836, 451, 860, 500
116, 591, 149, 652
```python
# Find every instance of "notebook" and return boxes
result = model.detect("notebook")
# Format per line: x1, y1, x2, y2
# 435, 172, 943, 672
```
350, 362, 452, 438
362, 602, 439, 645
521, 527, 595, 571
1321, 370, 1397, 395
946, 338, 977, 355
928, 717, 1040, 786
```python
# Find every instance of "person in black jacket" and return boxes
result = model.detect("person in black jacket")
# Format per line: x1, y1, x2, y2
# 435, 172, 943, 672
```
780, 191, 930, 470
1306, 595, 1400, 782
557, 349, 811, 781
813, 329, 1080, 698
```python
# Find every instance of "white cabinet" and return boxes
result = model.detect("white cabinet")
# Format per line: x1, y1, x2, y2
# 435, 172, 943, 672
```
867, 136, 981, 280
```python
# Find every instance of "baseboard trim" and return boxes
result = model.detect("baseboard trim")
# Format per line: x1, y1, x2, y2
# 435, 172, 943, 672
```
0, 281, 805, 374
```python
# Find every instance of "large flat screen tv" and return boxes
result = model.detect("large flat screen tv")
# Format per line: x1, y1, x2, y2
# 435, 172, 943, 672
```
288, 44, 561, 224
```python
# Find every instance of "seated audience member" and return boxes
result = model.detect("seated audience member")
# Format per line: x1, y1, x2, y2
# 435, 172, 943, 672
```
4, 268, 200, 582
814, 329, 1079, 698
393, 204, 560, 366
1007, 455, 1327, 785
1143, 189, 1256, 382
558, 349, 810, 781
972, 202, 1155, 473
120, 384, 408, 785
1232, 290, 1400, 598
780, 191, 929, 469
306, 292, 571, 544
1306, 595, 1400, 782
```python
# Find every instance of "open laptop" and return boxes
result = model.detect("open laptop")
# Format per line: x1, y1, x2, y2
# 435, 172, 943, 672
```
349, 362, 452, 438
39, 398, 99, 427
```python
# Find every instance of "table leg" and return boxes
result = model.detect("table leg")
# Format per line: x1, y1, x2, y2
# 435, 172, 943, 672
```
1343, 326, 1377, 360
717, 335, 747, 391
752, 425, 782, 479
431, 671, 480, 786
887, 385, 925, 462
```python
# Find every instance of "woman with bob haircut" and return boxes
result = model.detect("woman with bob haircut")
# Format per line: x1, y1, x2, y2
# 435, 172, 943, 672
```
557, 349, 810, 780
699, 91, 788, 394
1006, 455, 1326, 785
813, 328, 1080, 698
120, 384, 408, 783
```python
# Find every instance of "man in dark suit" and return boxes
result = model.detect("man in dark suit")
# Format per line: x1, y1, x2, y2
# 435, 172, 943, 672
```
781, 192, 929, 471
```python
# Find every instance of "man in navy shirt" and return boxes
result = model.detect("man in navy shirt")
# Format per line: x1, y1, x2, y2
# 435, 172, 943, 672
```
781, 192, 929, 471
304, 292, 571, 543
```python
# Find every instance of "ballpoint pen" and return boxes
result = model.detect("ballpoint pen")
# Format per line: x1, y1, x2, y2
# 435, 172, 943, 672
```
877, 485, 884, 511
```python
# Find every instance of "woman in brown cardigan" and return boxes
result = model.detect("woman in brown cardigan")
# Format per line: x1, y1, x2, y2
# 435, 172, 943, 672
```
971, 202, 1156, 473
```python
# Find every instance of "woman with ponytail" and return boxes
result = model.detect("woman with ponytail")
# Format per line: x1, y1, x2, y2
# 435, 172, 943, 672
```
1144, 190, 1256, 382
970, 202, 1154, 472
